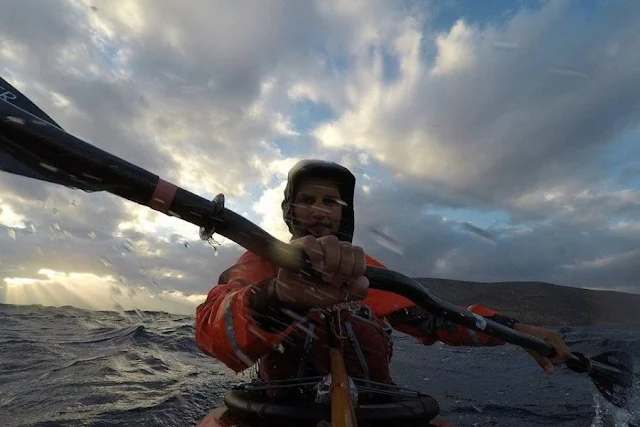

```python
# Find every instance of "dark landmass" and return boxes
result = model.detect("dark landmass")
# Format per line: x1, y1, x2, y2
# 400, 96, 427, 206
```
414, 278, 640, 326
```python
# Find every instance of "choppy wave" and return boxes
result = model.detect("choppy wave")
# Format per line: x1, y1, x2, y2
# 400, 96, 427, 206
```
0, 304, 638, 427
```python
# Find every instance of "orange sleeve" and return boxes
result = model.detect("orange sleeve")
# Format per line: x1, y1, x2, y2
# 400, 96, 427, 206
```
363, 255, 416, 317
194, 251, 295, 373
363, 255, 504, 347
418, 304, 504, 346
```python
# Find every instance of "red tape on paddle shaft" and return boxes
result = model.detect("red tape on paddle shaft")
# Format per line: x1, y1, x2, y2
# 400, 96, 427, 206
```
149, 178, 178, 213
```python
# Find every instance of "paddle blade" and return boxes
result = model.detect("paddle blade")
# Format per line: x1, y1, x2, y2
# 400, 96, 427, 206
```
0, 76, 62, 129
589, 351, 634, 408
0, 74, 83, 188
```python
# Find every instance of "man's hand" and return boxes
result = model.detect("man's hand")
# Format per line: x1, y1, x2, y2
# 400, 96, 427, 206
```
275, 235, 369, 310
514, 323, 572, 373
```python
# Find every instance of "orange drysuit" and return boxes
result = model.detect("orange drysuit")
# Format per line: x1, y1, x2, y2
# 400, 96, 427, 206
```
195, 250, 506, 383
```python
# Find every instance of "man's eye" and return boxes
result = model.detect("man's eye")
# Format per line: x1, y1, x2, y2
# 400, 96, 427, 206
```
300, 197, 315, 205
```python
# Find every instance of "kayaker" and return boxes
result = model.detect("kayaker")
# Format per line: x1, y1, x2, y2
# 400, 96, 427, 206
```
195, 159, 572, 424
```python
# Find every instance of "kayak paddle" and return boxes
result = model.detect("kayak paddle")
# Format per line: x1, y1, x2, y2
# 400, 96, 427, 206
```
0, 75, 635, 413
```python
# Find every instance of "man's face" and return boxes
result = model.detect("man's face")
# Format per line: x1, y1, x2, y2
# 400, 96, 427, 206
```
292, 179, 344, 238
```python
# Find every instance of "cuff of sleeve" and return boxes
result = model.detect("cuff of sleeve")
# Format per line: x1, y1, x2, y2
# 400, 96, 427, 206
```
489, 314, 520, 329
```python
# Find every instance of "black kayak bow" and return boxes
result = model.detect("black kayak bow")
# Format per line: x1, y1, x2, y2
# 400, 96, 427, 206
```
0, 75, 635, 409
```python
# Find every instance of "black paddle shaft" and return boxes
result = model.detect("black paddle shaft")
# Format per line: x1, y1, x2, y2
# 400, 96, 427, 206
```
0, 84, 633, 408
0, 105, 621, 363
0, 109, 562, 356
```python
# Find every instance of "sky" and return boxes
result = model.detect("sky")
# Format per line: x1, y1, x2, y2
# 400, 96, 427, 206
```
1, 0, 639, 315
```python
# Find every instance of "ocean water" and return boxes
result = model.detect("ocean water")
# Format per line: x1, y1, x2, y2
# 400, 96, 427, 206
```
0, 304, 638, 427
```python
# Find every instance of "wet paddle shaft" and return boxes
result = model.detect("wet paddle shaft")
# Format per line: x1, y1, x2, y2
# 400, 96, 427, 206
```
0, 76, 634, 420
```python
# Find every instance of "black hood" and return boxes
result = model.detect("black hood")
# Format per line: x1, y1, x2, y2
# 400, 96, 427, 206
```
281, 159, 356, 243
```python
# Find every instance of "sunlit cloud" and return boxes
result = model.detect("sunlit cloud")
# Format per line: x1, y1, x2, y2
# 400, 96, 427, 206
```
116, 203, 199, 242
0, 200, 27, 229
252, 181, 291, 242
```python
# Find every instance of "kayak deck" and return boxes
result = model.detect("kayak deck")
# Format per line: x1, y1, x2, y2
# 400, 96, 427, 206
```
197, 405, 456, 427
196, 376, 445, 426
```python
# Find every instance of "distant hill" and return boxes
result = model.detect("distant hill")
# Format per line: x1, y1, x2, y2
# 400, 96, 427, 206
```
413, 278, 640, 326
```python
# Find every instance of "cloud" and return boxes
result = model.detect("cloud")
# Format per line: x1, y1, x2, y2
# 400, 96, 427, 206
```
1, 0, 639, 316
252, 180, 291, 242
351, 171, 640, 292
430, 19, 476, 76
312, 1, 640, 210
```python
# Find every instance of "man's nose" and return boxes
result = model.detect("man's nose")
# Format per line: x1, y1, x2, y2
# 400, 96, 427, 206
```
310, 202, 330, 216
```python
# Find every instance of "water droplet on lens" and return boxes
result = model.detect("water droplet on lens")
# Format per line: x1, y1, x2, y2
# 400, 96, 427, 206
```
122, 240, 135, 253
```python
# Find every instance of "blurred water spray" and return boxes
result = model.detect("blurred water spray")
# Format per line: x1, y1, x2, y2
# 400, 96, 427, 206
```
368, 226, 404, 255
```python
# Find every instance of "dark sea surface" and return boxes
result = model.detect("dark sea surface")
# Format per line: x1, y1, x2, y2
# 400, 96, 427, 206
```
1, 304, 638, 427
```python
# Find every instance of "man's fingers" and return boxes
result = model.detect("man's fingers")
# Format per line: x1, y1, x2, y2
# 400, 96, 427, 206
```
333, 243, 354, 286
526, 349, 554, 374
298, 236, 324, 271
549, 347, 567, 365
345, 276, 369, 300
534, 354, 553, 373
319, 236, 341, 277
540, 333, 570, 366
352, 246, 366, 277
516, 323, 571, 373
548, 336, 572, 365
284, 235, 370, 308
